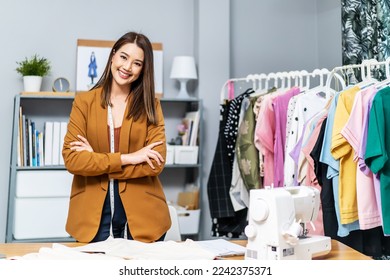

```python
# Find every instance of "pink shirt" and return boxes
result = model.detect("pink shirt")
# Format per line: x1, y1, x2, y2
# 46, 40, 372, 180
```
301, 114, 327, 186
255, 95, 276, 187
272, 87, 300, 187
358, 88, 385, 232
341, 86, 381, 230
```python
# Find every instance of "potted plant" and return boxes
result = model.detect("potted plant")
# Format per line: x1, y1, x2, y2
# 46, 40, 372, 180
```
16, 54, 51, 92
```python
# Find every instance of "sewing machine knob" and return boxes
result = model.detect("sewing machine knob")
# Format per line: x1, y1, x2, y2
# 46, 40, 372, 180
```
244, 225, 257, 239
251, 198, 269, 222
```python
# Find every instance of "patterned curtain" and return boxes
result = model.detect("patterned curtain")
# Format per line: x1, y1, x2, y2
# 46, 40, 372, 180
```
342, 0, 390, 80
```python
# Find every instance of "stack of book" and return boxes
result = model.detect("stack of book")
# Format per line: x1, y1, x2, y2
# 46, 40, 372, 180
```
17, 106, 67, 167
180, 110, 200, 146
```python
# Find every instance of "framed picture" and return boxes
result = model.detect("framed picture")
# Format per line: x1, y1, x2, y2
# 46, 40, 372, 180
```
76, 39, 163, 97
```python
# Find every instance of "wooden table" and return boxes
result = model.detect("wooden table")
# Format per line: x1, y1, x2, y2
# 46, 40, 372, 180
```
0, 239, 371, 260
227, 239, 371, 260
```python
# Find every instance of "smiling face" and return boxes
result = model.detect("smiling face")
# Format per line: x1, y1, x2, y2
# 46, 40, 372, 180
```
110, 43, 144, 92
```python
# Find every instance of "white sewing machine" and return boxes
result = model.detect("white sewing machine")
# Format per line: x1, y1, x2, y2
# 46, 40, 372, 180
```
244, 186, 331, 260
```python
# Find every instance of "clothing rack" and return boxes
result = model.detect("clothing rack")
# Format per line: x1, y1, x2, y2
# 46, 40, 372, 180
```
221, 58, 390, 103
220, 68, 344, 103
325, 58, 390, 90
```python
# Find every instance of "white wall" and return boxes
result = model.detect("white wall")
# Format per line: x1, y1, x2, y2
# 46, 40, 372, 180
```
0, 0, 342, 242
317, 0, 342, 69
230, 0, 342, 78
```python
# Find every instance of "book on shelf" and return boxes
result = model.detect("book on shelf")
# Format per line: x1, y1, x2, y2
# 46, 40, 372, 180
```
31, 121, 37, 166
59, 121, 67, 165
17, 116, 67, 167
51, 121, 61, 165
37, 131, 44, 166
18, 107, 24, 166
183, 110, 200, 146
22, 114, 27, 166
16, 129, 21, 167
44, 121, 54, 166
27, 119, 32, 167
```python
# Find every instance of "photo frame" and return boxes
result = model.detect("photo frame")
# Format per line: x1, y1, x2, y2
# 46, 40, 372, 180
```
76, 39, 163, 97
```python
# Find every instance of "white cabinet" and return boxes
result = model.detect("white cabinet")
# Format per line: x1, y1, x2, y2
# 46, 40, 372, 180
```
13, 170, 72, 240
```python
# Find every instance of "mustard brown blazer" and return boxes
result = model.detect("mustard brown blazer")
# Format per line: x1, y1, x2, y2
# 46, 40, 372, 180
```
62, 88, 171, 243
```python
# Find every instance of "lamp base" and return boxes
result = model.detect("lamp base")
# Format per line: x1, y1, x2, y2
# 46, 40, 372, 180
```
176, 80, 195, 99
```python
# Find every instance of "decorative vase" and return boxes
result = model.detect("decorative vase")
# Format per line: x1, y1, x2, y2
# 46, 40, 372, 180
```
23, 75, 43, 92
175, 136, 183, 145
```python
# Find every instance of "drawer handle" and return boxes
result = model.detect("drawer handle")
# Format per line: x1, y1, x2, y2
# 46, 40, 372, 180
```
178, 213, 190, 217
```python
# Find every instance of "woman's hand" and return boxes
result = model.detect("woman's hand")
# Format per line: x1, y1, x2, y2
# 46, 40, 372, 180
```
70, 135, 94, 152
122, 141, 164, 169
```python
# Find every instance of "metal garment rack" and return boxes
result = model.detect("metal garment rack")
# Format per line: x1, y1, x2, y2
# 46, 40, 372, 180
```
220, 68, 344, 103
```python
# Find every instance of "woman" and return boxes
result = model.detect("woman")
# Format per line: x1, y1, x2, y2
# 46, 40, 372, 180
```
62, 32, 171, 243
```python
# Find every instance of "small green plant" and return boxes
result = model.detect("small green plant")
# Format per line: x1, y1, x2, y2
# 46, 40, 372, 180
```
16, 54, 51, 77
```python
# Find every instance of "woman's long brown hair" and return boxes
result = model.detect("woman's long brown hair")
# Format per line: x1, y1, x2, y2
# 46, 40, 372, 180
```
92, 31, 157, 125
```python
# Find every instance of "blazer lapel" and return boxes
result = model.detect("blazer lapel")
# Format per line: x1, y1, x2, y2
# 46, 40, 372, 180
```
119, 106, 133, 193
96, 95, 109, 153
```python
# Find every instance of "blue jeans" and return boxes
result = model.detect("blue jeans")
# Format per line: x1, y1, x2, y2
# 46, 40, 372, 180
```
91, 180, 166, 242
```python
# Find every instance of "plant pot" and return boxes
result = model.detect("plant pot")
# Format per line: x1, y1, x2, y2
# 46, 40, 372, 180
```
23, 76, 43, 92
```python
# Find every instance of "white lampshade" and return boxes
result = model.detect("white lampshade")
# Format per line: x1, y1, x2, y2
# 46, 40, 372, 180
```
170, 56, 198, 80
170, 56, 197, 99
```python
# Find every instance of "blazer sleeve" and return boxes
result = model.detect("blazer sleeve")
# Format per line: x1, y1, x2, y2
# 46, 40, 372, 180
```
109, 98, 167, 180
62, 93, 123, 176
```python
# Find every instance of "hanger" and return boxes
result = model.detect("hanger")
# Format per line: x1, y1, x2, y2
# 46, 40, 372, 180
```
307, 68, 345, 102
279, 72, 289, 90
245, 74, 257, 91
374, 57, 390, 89
220, 76, 255, 103
247, 73, 270, 97
357, 59, 378, 89
273, 72, 281, 89
298, 70, 310, 91
293, 71, 301, 87
326, 63, 362, 91
266, 72, 277, 90
257, 73, 268, 92
305, 68, 328, 93
286, 71, 298, 88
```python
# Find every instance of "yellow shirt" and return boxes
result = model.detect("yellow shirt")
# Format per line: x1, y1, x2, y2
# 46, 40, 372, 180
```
330, 86, 360, 224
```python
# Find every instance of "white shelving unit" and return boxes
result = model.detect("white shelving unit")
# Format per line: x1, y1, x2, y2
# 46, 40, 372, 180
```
159, 98, 203, 239
6, 93, 75, 243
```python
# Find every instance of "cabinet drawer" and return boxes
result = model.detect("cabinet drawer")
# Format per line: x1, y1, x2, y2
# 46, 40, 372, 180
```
16, 170, 72, 198
13, 197, 70, 239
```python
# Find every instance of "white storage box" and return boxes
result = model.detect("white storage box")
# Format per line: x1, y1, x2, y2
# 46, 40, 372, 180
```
174, 146, 199, 164
14, 197, 71, 239
13, 170, 72, 239
166, 145, 174, 165
177, 209, 201, 235
16, 170, 72, 198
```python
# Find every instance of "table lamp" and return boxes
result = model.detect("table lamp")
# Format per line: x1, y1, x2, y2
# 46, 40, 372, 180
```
170, 56, 198, 99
